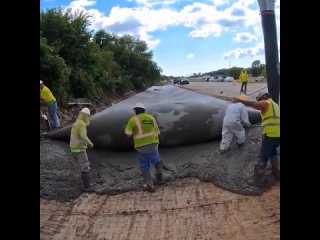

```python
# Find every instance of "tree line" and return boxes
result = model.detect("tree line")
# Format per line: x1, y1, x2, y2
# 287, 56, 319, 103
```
40, 8, 162, 105
163, 60, 266, 80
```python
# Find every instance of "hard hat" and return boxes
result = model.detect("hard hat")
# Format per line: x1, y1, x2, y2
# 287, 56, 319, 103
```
80, 107, 90, 115
133, 103, 145, 110
40, 80, 43, 84
256, 91, 269, 101
237, 95, 247, 101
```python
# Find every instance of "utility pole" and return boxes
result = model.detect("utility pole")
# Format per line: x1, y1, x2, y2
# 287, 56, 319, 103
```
257, 0, 280, 104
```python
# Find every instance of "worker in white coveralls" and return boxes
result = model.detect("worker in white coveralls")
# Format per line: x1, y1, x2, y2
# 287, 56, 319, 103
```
125, 103, 164, 193
69, 108, 95, 191
219, 95, 251, 154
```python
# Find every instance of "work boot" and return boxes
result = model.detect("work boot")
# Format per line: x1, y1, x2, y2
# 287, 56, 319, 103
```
237, 142, 244, 149
81, 172, 95, 192
219, 148, 230, 154
254, 164, 266, 176
142, 172, 155, 193
155, 163, 165, 185
270, 156, 280, 180
253, 164, 268, 187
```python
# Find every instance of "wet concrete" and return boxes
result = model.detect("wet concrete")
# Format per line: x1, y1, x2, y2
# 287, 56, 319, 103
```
48, 85, 261, 150
40, 126, 278, 202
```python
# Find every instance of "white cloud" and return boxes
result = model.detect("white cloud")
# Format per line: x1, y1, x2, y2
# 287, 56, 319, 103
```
128, 0, 178, 7
233, 32, 257, 43
180, 1, 262, 39
69, 0, 96, 8
253, 26, 261, 37
209, 0, 229, 6
187, 53, 194, 59
223, 42, 264, 59
63, 0, 279, 50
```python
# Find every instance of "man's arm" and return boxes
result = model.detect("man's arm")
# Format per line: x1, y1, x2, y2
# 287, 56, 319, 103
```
236, 99, 268, 113
240, 106, 250, 127
124, 118, 133, 138
152, 117, 160, 135
79, 123, 93, 147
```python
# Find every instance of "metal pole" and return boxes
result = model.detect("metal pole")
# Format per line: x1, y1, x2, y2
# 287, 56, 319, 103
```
257, 0, 280, 104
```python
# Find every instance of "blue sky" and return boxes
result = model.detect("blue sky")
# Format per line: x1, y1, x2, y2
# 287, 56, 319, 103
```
40, 0, 280, 76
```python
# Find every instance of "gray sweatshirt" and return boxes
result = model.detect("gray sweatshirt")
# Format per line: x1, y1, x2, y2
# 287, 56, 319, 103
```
223, 102, 250, 127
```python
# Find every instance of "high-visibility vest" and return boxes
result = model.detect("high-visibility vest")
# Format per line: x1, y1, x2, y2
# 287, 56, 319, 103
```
40, 86, 56, 105
261, 99, 280, 137
125, 113, 160, 148
239, 71, 248, 83
70, 115, 92, 152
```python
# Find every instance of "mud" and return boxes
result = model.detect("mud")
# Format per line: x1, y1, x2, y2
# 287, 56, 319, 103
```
40, 125, 277, 202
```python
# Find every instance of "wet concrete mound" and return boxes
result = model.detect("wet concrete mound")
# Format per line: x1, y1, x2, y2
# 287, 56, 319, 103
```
48, 85, 261, 150
41, 86, 278, 202
41, 126, 277, 202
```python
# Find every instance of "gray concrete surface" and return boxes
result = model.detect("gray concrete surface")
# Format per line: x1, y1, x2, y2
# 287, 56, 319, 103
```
40, 125, 277, 201
40, 82, 278, 202
48, 85, 261, 150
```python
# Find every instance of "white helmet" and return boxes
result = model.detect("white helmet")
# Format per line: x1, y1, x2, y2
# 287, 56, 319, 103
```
40, 80, 43, 84
133, 103, 145, 110
80, 107, 90, 115
256, 91, 269, 101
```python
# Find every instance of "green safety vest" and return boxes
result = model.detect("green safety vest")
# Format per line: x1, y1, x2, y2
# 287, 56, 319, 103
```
261, 99, 280, 137
40, 86, 56, 105
70, 116, 92, 152
239, 71, 248, 83
125, 113, 160, 148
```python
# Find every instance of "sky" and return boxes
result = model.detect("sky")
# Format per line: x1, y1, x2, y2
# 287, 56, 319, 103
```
40, 0, 280, 77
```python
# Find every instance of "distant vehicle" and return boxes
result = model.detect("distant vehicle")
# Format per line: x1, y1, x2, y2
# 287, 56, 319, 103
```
180, 79, 189, 85
255, 76, 265, 82
173, 79, 181, 84
217, 76, 225, 82
207, 77, 217, 82
225, 77, 234, 82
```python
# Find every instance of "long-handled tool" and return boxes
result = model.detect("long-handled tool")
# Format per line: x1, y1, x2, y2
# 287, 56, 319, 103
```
246, 86, 268, 96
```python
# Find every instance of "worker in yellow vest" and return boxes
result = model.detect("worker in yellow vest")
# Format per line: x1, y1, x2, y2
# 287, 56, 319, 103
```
239, 69, 249, 94
40, 80, 60, 130
70, 108, 95, 191
235, 91, 280, 185
125, 103, 164, 193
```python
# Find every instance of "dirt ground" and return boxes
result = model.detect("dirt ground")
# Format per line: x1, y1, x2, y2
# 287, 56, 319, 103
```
40, 81, 279, 239
41, 178, 279, 240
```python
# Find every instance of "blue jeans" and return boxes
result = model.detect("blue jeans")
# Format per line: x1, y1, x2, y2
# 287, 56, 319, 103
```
137, 148, 161, 174
258, 135, 280, 168
48, 101, 60, 129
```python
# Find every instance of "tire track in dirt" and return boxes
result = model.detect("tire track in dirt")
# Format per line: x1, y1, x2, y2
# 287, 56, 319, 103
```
40, 178, 279, 240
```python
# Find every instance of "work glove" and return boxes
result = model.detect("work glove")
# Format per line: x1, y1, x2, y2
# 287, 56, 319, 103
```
233, 97, 241, 103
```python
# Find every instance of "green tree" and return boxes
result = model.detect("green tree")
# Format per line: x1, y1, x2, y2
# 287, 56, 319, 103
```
40, 34, 70, 103
41, 8, 162, 102
228, 67, 243, 79
251, 60, 262, 77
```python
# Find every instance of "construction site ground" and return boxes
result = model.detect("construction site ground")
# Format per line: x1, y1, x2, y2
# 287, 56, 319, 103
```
40, 80, 280, 240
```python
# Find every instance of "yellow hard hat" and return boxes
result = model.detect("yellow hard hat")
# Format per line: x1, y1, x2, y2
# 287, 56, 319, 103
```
237, 95, 247, 101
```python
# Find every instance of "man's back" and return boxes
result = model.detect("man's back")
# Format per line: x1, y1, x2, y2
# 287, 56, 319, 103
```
223, 102, 248, 125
